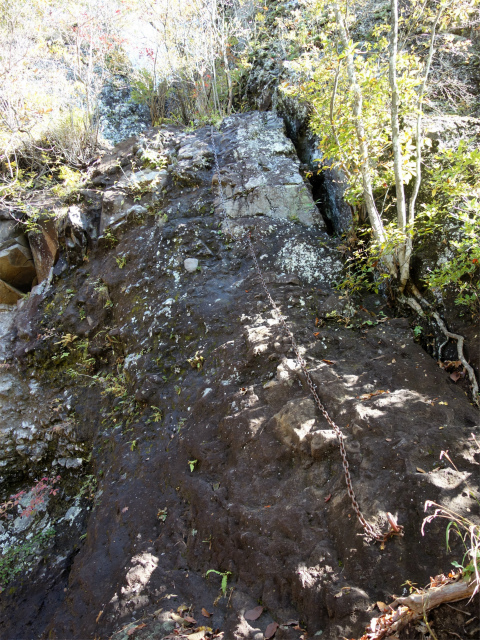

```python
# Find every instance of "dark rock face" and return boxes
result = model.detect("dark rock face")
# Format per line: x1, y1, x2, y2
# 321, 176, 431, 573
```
0, 113, 478, 640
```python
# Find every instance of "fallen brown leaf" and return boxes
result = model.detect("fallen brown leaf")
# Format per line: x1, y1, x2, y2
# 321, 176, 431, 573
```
127, 623, 146, 636
322, 359, 336, 365
324, 494, 332, 503
183, 615, 197, 624
416, 467, 426, 474
450, 371, 464, 382
264, 621, 279, 639
186, 632, 207, 640
95, 611, 103, 623
357, 389, 389, 401
170, 612, 185, 623
201, 608, 212, 618
245, 606, 263, 621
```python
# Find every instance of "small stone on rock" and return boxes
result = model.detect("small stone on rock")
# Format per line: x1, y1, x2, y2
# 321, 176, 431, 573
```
184, 258, 198, 272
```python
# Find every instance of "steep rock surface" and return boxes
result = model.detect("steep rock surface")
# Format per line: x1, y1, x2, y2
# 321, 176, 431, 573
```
0, 113, 478, 640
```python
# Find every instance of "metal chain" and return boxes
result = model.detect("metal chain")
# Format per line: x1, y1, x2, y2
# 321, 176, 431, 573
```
210, 127, 402, 544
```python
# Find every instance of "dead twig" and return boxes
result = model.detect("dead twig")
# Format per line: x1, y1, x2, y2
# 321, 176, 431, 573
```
359, 576, 478, 639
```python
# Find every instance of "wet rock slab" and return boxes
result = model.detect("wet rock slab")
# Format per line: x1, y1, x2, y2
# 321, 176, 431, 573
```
0, 115, 478, 640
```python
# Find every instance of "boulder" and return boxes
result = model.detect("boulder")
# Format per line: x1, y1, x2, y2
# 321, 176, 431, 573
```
116, 168, 168, 190
56, 204, 99, 264
28, 219, 59, 283
273, 397, 318, 449
0, 279, 24, 305
100, 191, 149, 235
184, 257, 199, 272
100, 189, 128, 233
214, 112, 325, 227
0, 220, 24, 244
0, 236, 36, 290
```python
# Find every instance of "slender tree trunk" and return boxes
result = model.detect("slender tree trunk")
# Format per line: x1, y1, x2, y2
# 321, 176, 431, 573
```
398, 2, 447, 293
328, 62, 352, 179
220, 11, 233, 115
409, 2, 446, 226
332, 3, 396, 276
223, 45, 233, 115
389, 0, 409, 289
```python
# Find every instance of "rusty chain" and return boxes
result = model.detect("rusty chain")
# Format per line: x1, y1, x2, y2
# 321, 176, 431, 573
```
210, 126, 402, 544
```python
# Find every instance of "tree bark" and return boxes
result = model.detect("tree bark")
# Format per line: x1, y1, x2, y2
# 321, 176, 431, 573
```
332, 3, 397, 277
363, 577, 478, 639
408, 2, 446, 228
389, 0, 409, 289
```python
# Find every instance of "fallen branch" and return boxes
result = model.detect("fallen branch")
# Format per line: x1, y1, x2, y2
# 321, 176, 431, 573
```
359, 576, 478, 639
403, 286, 479, 406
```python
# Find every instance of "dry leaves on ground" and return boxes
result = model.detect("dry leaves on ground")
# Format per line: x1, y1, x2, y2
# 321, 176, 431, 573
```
264, 621, 279, 638
245, 606, 263, 621
357, 390, 390, 401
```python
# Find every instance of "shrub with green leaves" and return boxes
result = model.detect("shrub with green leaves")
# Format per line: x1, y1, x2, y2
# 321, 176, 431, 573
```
0, 528, 55, 589
418, 143, 480, 314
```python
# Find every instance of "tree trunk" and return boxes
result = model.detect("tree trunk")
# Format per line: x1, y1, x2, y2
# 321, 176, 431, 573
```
332, 3, 396, 277
408, 2, 446, 227
389, 0, 409, 290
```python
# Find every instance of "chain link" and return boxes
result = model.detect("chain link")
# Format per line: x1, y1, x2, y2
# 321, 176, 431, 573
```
210, 127, 402, 544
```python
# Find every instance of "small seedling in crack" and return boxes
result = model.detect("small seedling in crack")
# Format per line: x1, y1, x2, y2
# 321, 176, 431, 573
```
205, 569, 232, 601
157, 507, 167, 522
149, 406, 163, 422
202, 534, 213, 550
187, 351, 204, 369
188, 460, 198, 472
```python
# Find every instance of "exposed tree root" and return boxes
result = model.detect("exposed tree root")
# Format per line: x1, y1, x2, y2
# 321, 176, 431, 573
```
403, 284, 479, 407
359, 576, 478, 639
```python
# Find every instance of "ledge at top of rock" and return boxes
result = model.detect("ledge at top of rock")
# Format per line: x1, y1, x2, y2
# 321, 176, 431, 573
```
214, 112, 325, 228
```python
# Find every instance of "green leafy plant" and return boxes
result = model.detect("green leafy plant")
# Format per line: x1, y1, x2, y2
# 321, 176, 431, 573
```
115, 255, 127, 269
422, 501, 479, 592
413, 325, 423, 338
148, 406, 163, 423
188, 459, 198, 472
52, 165, 85, 201
418, 144, 480, 315
0, 528, 55, 589
205, 569, 231, 596
102, 228, 118, 248
157, 507, 168, 522
77, 475, 97, 501
187, 351, 204, 369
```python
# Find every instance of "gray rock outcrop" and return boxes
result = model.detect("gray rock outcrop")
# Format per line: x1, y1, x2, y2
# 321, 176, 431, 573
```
214, 112, 324, 227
